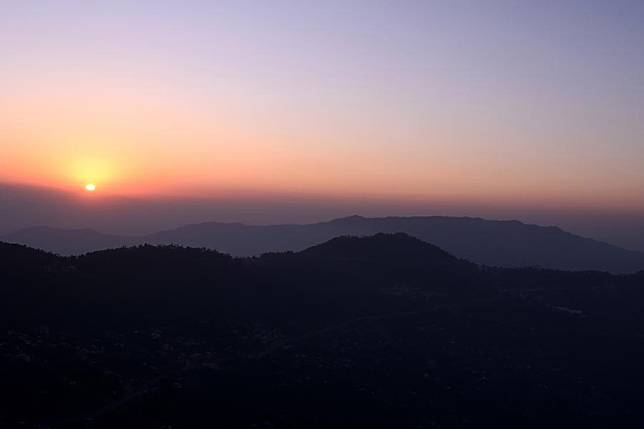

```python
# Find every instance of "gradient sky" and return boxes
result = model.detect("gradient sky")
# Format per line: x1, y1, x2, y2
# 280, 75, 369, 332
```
2, 1, 644, 211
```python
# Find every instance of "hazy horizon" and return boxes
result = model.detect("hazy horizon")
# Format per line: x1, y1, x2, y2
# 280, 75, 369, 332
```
2, 181, 644, 253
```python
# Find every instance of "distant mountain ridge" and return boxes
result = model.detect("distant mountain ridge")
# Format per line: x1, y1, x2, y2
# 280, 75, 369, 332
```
2, 215, 644, 273
1, 225, 133, 256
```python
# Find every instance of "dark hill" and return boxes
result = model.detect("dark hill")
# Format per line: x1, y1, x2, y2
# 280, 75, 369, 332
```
299, 233, 456, 262
2, 236, 644, 427
0, 241, 60, 271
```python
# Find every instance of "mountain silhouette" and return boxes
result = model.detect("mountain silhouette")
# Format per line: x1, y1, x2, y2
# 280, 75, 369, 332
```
0, 241, 59, 272
300, 232, 455, 260
3, 216, 643, 272
2, 234, 644, 427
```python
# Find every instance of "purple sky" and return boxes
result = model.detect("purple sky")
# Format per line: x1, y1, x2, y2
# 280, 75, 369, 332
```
1, 1, 643, 246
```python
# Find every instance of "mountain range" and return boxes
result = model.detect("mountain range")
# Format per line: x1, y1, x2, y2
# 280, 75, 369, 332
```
2, 233, 644, 427
3, 215, 644, 273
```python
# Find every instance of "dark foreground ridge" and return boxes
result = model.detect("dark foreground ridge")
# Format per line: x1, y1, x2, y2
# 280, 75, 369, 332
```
3, 215, 644, 273
1, 234, 644, 428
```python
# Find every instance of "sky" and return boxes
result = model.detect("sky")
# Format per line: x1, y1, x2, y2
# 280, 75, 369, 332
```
1, 1, 644, 237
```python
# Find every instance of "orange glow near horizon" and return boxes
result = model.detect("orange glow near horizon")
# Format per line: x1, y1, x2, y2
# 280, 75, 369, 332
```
1, 134, 644, 211
1, 2, 644, 215
1, 66, 643, 211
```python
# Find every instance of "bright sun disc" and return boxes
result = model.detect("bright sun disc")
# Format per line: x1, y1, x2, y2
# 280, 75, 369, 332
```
85, 183, 96, 192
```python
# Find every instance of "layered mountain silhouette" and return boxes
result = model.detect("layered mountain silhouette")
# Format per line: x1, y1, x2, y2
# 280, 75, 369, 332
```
3, 215, 644, 272
2, 234, 644, 427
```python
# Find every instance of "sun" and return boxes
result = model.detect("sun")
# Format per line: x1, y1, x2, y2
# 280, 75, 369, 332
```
85, 183, 97, 192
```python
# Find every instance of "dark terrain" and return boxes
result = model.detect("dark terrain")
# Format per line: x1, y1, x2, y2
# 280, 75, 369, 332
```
4, 215, 644, 272
1, 234, 644, 428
